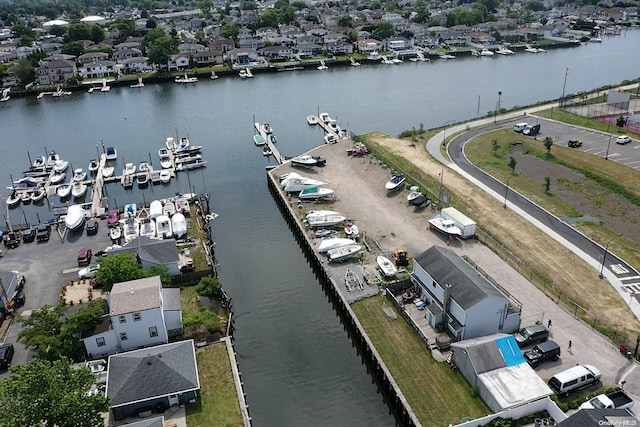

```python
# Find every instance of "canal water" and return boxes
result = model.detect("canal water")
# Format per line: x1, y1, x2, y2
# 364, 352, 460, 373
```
1, 30, 640, 426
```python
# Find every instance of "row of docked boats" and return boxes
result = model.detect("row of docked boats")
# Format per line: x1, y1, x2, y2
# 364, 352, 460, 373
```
163, 135, 207, 171
280, 172, 334, 200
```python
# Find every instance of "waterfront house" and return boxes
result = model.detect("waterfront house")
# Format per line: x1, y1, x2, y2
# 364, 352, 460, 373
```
354, 38, 383, 53
258, 45, 295, 60
207, 37, 235, 53
78, 51, 110, 66
295, 42, 323, 58
120, 57, 153, 74
106, 340, 200, 421
178, 42, 206, 56
112, 48, 143, 62
108, 236, 181, 276
36, 59, 77, 85
81, 276, 182, 360
411, 246, 521, 341
167, 53, 190, 71
81, 59, 116, 78
193, 49, 224, 66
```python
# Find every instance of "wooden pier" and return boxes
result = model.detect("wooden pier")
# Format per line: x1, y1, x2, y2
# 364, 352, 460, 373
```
90, 154, 107, 217
254, 121, 283, 165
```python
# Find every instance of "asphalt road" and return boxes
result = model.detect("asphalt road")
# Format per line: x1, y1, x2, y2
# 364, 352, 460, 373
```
446, 117, 639, 291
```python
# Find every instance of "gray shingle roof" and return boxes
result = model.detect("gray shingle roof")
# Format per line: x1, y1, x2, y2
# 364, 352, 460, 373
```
162, 288, 181, 311
414, 246, 503, 309
109, 276, 162, 316
106, 340, 199, 407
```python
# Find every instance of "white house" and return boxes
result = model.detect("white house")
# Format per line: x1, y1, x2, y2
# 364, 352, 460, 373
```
411, 246, 521, 341
81, 59, 116, 78
81, 276, 182, 360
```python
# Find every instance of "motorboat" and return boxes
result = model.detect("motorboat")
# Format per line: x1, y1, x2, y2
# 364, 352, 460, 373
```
210, 70, 219, 80
64, 204, 86, 230
105, 146, 117, 161
290, 155, 317, 168
361, 264, 382, 286
175, 158, 207, 171
344, 268, 364, 292
345, 224, 359, 238
139, 217, 156, 238
150, 200, 163, 219
165, 137, 179, 151
171, 212, 187, 238
139, 162, 150, 173
178, 137, 190, 151
524, 44, 543, 53
409, 195, 430, 209
121, 217, 139, 243
253, 134, 265, 146
6, 192, 20, 208
377, 255, 398, 277
239, 68, 253, 79
72, 181, 88, 198
13, 176, 45, 188
327, 244, 362, 263
439, 54, 455, 60
57, 183, 71, 198
123, 163, 136, 176
109, 224, 122, 241
327, 121, 341, 133
136, 171, 149, 187
318, 112, 332, 123
72, 168, 87, 182
46, 151, 60, 168
175, 197, 189, 214
268, 134, 277, 144
306, 214, 346, 228
480, 47, 494, 56
49, 172, 66, 185
385, 174, 405, 192
88, 159, 100, 173
317, 60, 328, 70
283, 175, 328, 193
306, 210, 341, 219
407, 190, 423, 203
318, 238, 356, 253
155, 215, 172, 238
496, 46, 515, 55
163, 201, 176, 217
33, 155, 46, 169
307, 115, 318, 125
324, 134, 337, 144
53, 160, 69, 173
299, 187, 334, 200
175, 74, 198, 84
262, 123, 273, 135
428, 217, 462, 237
262, 146, 272, 156
30, 188, 46, 203
102, 166, 114, 178
159, 169, 171, 183
124, 203, 137, 218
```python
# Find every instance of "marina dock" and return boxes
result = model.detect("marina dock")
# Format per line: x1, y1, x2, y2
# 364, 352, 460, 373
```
254, 121, 283, 165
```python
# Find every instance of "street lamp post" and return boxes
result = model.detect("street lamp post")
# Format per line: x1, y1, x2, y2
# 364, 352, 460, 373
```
605, 135, 612, 160
560, 67, 569, 107
438, 168, 444, 210
494, 91, 502, 123
503, 176, 511, 209
442, 119, 456, 147
599, 234, 622, 278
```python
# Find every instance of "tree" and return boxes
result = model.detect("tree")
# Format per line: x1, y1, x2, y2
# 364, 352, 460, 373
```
67, 23, 91, 42
49, 25, 67, 37
337, 16, 352, 28
62, 41, 85, 57
412, 0, 431, 24
0, 358, 109, 427
95, 253, 143, 292
616, 115, 627, 130
508, 156, 517, 172
373, 21, 396, 40
491, 139, 501, 155
196, 276, 222, 298
259, 9, 279, 28
220, 23, 240, 40
9, 58, 35, 84
89, 25, 105, 44
147, 36, 179, 68
543, 136, 553, 153
544, 176, 551, 193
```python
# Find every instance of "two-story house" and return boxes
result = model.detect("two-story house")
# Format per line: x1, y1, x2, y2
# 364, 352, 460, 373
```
411, 246, 521, 341
37, 59, 77, 85
81, 59, 116, 78
81, 276, 182, 360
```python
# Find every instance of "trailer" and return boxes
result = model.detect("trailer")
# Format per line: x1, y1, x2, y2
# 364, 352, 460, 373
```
440, 207, 477, 239
0, 271, 25, 318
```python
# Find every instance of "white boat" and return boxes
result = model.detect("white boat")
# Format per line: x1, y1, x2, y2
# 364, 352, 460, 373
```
345, 268, 364, 292
318, 238, 356, 253
324, 134, 337, 144
6, 192, 20, 208
439, 54, 455, 59
175, 158, 207, 171
163, 201, 176, 217
496, 46, 515, 55
290, 155, 317, 168
138, 217, 156, 238
239, 68, 253, 79
407, 191, 423, 202
262, 146, 272, 156
46, 151, 60, 168
350, 57, 361, 66
524, 44, 543, 53
367, 51, 381, 61
64, 204, 85, 230
53, 160, 69, 173
139, 162, 150, 173
32, 155, 46, 169
102, 166, 114, 178
306, 210, 341, 219
480, 47, 494, 56
124, 203, 137, 218
253, 134, 265, 146
105, 146, 117, 161
123, 163, 136, 176
317, 60, 328, 70
283, 176, 328, 193
345, 224, 359, 238
0, 88, 10, 102
307, 214, 346, 228
49, 172, 66, 185
377, 255, 398, 277
72, 168, 87, 182
428, 217, 462, 237
175, 74, 198, 84
171, 212, 187, 238
57, 183, 71, 198
121, 217, 139, 243
165, 137, 178, 151
385, 174, 405, 192
175, 197, 189, 214
109, 224, 122, 241
88, 159, 99, 173
307, 115, 318, 125
30, 188, 46, 203
327, 244, 362, 263
159, 169, 171, 183
262, 123, 273, 134
299, 187, 334, 200
130, 76, 144, 88
318, 112, 332, 123
149, 200, 163, 219
210, 70, 219, 80
72, 181, 88, 198
136, 171, 149, 186
155, 215, 172, 238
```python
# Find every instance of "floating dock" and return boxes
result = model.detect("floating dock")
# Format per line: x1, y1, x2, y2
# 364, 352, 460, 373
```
254, 121, 283, 165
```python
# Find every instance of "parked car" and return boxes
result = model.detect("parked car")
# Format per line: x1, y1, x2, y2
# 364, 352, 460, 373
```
568, 139, 583, 148
4, 232, 20, 249
107, 210, 119, 227
77, 247, 92, 266
78, 264, 100, 280
36, 224, 51, 242
513, 122, 529, 133
86, 220, 99, 236
0, 343, 14, 371
616, 135, 632, 145
548, 364, 601, 396
22, 228, 37, 243
522, 124, 541, 136
514, 324, 549, 347
523, 340, 560, 367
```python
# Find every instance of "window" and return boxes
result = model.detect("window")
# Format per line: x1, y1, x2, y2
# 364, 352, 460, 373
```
96, 337, 106, 347
119, 315, 126, 323
149, 326, 158, 338
133, 312, 142, 322
119, 332, 128, 341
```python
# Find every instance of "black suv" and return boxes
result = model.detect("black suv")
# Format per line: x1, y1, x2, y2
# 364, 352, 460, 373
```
0, 343, 14, 371
524, 340, 561, 368
86, 220, 99, 236
4, 232, 20, 249
36, 224, 51, 242
22, 228, 37, 243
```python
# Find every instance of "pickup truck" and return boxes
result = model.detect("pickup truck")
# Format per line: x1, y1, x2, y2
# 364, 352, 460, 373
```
579, 388, 634, 410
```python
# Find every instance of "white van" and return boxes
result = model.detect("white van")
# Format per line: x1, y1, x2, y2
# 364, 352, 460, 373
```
513, 122, 529, 133
548, 364, 601, 396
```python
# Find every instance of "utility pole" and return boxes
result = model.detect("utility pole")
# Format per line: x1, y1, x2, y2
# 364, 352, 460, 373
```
561, 67, 569, 107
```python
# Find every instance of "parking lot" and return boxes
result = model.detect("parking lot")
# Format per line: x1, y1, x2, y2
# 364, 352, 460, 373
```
0, 214, 113, 373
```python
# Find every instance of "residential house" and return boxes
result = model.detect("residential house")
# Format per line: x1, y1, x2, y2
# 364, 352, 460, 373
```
295, 42, 323, 58
178, 42, 206, 56
108, 236, 181, 276
226, 48, 261, 65
78, 51, 110, 66
354, 38, 383, 53
387, 37, 411, 51
193, 49, 224, 66
113, 48, 143, 62
258, 45, 295, 60
81, 60, 116, 78
326, 40, 353, 55
207, 37, 235, 53
411, 246, 521, 341
107, 340, 200, 421
323, 32, 347, 45
37, 59, 77, 85
167, 53, 190, 71
255, 26, 279, 39
81, 276, 182, 359
120, 57, 153, 74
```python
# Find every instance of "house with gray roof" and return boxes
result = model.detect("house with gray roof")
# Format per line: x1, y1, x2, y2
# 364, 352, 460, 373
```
411, 246, 521, 341
107, 340, 200, 421
81, 276, 182, 360
108, 236, 180, 276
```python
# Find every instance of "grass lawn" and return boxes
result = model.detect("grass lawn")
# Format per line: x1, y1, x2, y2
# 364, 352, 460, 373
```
186, 343, 243, 427
351, 295, 489, 427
